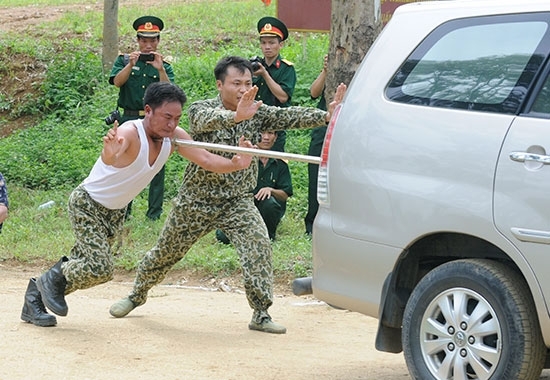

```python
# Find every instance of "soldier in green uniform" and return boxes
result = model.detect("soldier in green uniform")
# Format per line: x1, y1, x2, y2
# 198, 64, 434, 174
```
109, 15, 174, 220
109, 56, 346, 334
252, 16, 296, 152
217, 130, 292, 243
305, 55, 328, 235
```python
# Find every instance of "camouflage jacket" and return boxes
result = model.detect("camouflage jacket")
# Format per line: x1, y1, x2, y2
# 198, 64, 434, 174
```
183, 95, 327, 200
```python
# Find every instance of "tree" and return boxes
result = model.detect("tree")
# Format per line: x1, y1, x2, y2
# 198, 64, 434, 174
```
102, 0, 119, 74
325, 0, 383, 102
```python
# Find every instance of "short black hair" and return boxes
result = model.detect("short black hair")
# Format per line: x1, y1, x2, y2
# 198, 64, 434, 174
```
214, 56, 253, 83
143, 82, 187, 110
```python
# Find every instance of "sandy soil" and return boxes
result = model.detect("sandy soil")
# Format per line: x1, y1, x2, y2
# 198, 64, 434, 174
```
4, 263, 550, 380
1, 263, 412, 380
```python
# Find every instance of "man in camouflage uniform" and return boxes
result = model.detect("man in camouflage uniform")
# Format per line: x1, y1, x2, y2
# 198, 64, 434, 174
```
216, 130, 293, 243
109, 56, 346, 334
21, 82, 252, 327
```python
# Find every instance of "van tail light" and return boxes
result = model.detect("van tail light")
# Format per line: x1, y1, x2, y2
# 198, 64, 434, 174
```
317, 104, 342, 206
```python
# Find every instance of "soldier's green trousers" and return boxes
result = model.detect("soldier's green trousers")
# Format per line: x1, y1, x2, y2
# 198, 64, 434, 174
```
128, 188, 274, 323
146, 165, 165, 220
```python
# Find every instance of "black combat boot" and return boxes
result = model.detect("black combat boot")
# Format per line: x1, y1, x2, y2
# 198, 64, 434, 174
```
21, 278, 57, 327
36, 256, 69, 316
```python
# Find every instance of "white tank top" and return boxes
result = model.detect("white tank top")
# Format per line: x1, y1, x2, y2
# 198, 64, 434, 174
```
83, 119, 172, 209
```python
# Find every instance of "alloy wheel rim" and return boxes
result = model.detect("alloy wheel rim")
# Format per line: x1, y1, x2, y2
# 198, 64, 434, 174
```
419, 287, 502, 380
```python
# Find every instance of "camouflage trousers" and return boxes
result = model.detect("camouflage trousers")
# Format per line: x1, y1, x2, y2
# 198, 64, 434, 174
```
62, 185, 126, 294
128, 189, 274, 323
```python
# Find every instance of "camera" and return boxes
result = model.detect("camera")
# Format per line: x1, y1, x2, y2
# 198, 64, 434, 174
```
104, 109, 121, 125
249, 56, 265, 71
139, 53, 155, 62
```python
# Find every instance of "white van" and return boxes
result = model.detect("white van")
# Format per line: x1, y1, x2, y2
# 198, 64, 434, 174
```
295, 1, 550, 379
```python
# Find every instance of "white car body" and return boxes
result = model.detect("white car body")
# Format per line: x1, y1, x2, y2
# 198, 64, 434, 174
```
309, 0, 550, 378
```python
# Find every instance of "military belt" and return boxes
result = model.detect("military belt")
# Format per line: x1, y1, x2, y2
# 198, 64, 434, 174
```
124, 109, 145, 117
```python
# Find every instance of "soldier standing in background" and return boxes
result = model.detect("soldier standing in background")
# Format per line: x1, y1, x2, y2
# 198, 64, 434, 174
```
252, 16, 296, 152
109, 15, 174, 220
304, 54, 328, 235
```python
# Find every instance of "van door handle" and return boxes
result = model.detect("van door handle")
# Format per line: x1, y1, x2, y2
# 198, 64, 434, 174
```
511, 227, 550, 244
509, 151, 550, 164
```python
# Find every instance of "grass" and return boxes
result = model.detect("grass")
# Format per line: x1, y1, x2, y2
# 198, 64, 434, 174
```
0, 0, 328, 283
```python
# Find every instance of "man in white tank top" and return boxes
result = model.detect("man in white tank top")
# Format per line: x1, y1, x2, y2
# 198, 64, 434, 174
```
21, 82, 252, 327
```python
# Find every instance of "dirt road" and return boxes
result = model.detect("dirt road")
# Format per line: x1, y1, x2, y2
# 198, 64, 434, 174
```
5, 264, 550, 380
1, 263, 411, 380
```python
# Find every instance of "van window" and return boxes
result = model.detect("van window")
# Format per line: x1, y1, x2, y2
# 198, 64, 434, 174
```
387, 14, 550, 114
531, 72, 550, 115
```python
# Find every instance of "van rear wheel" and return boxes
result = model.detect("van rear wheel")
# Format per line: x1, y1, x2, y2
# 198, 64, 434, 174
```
402, 259, 545, 380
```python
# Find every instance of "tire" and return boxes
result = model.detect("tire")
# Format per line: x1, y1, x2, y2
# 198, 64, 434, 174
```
402, 259, 545, 380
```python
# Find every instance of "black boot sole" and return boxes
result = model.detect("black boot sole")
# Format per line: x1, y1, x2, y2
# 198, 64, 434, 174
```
21, 313, 57, 327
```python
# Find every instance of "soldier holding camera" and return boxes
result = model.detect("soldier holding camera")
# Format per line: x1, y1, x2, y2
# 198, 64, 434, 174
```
252, 16, 296, 152
108, 15, 174, 221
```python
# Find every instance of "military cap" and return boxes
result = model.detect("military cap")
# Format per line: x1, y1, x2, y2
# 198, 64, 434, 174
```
133, 16, 164, 37
257, 16, 288, 41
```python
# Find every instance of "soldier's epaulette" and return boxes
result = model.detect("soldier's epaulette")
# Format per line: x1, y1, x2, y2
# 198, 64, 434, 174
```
281, 59, 294, 66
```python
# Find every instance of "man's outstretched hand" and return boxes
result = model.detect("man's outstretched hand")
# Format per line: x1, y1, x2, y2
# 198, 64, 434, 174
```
234, 86, 263, 123
102, 120, 125, 165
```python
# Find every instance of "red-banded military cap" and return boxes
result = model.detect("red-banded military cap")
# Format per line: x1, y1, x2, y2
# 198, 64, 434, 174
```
133, 16, 164, 38
257, 16, 288, 41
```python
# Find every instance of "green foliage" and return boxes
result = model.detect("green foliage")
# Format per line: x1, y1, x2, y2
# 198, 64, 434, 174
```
0, 185, 73, 262
0, 87, 109, 189
0, 42, 46, 119
40, 47, 104, 118
1, 125, 99, 189
0, 0, 330, 281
